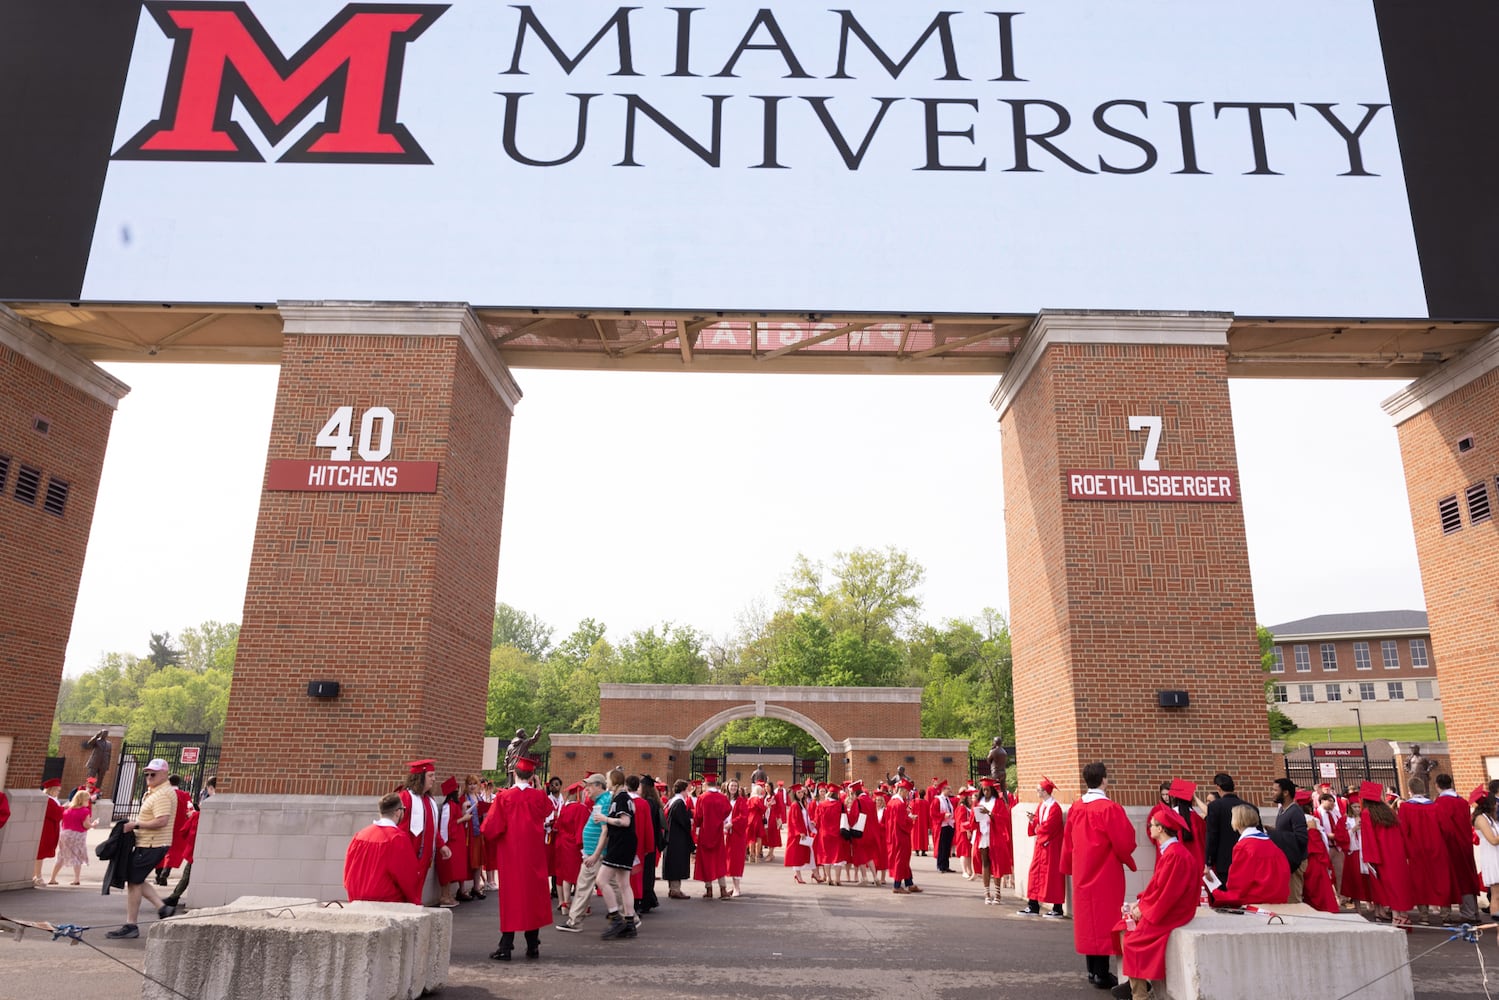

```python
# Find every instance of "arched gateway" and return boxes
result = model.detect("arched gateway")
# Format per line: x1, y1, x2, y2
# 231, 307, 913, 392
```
549, 685, 971, 788
2, 3, 1497, 909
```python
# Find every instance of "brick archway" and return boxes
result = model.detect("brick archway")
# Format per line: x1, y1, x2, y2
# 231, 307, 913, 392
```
549, 684, 972, 789
680, 703, 838, 752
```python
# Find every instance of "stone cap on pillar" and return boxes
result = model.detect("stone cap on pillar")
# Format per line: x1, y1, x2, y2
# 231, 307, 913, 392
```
1381, 326, 1499, 426
989, 309, 1234, 420
277, 301, 522, 412
0, 304, 131, 408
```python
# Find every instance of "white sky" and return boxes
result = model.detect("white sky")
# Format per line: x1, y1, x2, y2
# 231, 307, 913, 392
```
61, 363, 1424, 675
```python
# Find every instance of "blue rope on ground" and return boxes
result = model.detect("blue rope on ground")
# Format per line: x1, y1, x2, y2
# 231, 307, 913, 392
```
50, 921, 90, 942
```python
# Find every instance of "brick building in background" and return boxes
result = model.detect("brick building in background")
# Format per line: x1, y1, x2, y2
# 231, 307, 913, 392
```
1267, 610, 1443, 730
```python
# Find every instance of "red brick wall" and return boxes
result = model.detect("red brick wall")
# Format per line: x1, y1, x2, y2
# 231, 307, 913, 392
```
597, 695, 920, 743
0, 345, 115, 787
1394, 367, 1499, 794
1002, 341, 1273, 805
219, 333, 511, 797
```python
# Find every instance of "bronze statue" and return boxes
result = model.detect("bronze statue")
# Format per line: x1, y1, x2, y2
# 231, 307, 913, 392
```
82, 729, 113, 783
1405, 744, 1435, 791
505, 724, 542, 776
986, 738, 1009, 782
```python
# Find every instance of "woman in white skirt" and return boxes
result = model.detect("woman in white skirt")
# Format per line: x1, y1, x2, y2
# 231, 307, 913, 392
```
1475, 794, 1499, 925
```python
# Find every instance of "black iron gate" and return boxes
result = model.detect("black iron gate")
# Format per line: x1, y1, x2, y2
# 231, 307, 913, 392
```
112, 731, 220, 820
1284, 749, 1399, 795
971, 747, 1017, 786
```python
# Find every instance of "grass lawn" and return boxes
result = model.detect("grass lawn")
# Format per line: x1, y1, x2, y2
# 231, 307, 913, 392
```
1281, 722, 1445, 747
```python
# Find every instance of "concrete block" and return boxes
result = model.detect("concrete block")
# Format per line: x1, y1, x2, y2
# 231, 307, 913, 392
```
1164, 906, 1412, 1000
143, 895, 449, 1000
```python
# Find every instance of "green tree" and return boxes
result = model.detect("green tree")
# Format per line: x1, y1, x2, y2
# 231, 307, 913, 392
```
146, 631, 183, 669
615, 624, 711, 685
492, 603, 554, 658
1260, 624, 1294, 738
780, 547, 925, 643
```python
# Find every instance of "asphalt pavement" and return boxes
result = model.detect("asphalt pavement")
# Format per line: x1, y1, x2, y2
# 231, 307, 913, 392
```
1, 846, 1494, 1000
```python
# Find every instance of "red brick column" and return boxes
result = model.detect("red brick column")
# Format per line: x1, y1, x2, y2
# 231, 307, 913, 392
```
0, 308, 128, 787
1384, 330, 1499, 794
218, 304, 520, 797
993, 311, 1272, 807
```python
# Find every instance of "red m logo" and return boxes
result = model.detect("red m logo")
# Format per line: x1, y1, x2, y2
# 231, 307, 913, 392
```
114, 2, 448, 163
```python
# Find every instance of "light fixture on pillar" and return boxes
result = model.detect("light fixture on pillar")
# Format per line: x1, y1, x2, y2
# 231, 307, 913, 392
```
564, 751, 576, 759
866, 754, 879, 763
603, 751, 615, 759
904, 756, 916, 763
642, 752, 653, 760
1157, 690, 1189, 709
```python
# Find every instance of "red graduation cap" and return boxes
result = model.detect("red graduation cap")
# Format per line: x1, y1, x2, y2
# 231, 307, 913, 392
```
513, 754, 540, 775
566, 781, 585, 795
1153, 807, 1189, 834
440, 776, 459, 797
896, 779, 914, 791
1358, 781, 1385, 802
702, 773, 719, 784
41, 777, 61, 789
407, 759, 436, 774
1293, 789, 1313, 805
1038, 776, 1056, 794
1168, 779, 1197, 801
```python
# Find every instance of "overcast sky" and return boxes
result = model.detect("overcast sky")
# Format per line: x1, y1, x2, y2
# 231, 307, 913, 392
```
60, 363, 1423, 675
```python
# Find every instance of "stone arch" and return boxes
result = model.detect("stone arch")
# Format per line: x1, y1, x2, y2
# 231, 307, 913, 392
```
682, 703, 839, 753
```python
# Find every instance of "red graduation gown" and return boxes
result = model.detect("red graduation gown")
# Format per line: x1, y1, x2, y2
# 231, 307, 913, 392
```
0, 791, 9, 829
553, 801, 588, 884
1060, 794, 1138, 955
35, 796, 63, 860
1303, 827, 1340, 913
783, 800, 813, 868
692, 789, 731, 882
975, 797, 1014, 877
766, 790, 785, 848
344, 822, 422, 904
1119, 839, 1199, 981
1435, 792, 1481, 900
629, 795, 655, 898
1362, 816, 1414, 912
912, 796, 931, 851
1398, 799, 1452, 906
884, 797, 914, 880
1027, 799, 1066, 904
163, 789, 194, 869
850, 795, 879, 866
813, 799, 843, 866
397, 790, 439, 885
746, 796, 767, 845
1214, 832, 1289, 907
437, 801, 470, 885
726, 795, 750, 877
481, 783, 554, 933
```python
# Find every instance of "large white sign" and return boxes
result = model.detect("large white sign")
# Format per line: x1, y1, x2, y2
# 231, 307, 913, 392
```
77, 2, 1425, 315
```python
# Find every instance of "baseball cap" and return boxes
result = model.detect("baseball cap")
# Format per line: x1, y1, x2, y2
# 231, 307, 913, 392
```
144, 758, 170, 773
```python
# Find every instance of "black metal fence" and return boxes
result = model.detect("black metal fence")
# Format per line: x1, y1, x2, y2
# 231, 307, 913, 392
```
111, 731, 220, 821
1284, 752, 1400, 795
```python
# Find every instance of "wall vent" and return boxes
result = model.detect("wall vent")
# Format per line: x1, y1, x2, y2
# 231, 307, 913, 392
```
43, 478, 69, 517
1467, 482, 1492, 525
1438, 495, 1462, 534
14, 465, 41, 506
0, 454, 9, 491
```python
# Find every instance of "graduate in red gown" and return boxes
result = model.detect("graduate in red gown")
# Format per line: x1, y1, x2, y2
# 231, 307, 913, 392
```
746, 785, 768, 862
1060, 763, 1137, 991
953, 787, 975, 878
783, 784, 815, 881
1022, 776, 1066, 916
344, 792, 423, 904
552, 782, 589, 913
912, 790, 931, 856
724, 779, 751, 894
885, 780, 922, 893
480, 754, 554, 961
0, 791, 10, 831
1212, 803, 1289, 907
33, 779, 65, 886
1398, 779, 1453, 917
436, 776, 472, 906
1433, 773, 1482, 919
397, 759, 440, 899
1117, 806, 1200, 997
692, 774, 732, 897
813, 784, 844, 884
1340, 801, 1372, 911
1359, 781, 1414, 926
765, 781, 786, 859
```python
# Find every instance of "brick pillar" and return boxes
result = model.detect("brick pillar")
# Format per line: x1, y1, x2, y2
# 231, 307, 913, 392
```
1383, 329, 1499, 794
0, 306, 128, 889
195, 303, 519, 906
993, 311, 1272, 815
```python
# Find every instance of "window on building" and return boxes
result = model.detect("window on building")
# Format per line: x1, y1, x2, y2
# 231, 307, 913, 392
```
1325, 684, 1341, 702
1387, 682, 1405, 701
1415, 680, 1434, 700
1353, 642, 1370, 671
1381, 640, 1399, 669
1274, 684, 1288, 704
1410, 639, 1429, 668
1271, 646, 1284, 674
1358, 682, 1376, 701
1321, 643, 1338, 671
1294, 645, 1311, 673
1298, 684, 1316, 703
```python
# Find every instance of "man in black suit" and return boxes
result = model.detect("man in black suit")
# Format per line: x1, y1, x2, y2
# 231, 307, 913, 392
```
1203, 772, 1244, 886
1268, 778, 1308, 902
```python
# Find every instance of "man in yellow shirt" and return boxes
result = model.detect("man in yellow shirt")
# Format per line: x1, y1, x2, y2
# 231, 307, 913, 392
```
106, 758, 177, 939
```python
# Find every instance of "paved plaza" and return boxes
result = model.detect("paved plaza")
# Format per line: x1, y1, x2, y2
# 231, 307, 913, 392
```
1, 838, 1494, 1000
